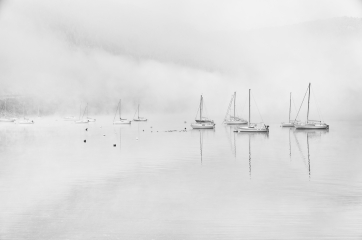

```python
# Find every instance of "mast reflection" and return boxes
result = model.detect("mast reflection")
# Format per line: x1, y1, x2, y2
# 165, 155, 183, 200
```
293, 128, 329, 179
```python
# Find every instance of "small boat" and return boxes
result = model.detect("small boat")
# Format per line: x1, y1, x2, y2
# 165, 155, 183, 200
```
133, 104, 147, 121
85, 104, 96, 122
16, 118, 34, 124
223, 92, 248, 125
113, 99, 131, 124
236, 89, 269, 133
75, 105, 89, 124
281, 92, 300, 127
294, 83, 329, 130
191, 95, 215, 129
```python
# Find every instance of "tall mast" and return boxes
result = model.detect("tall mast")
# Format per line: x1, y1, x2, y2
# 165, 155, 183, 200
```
200, 95, 203, 120
248, 89, 251, 127
120, 99, 122, 118
234, 92, 236, 118
307, 83, 311, 123
138, 104, 139, 119
289, 92, 291, 123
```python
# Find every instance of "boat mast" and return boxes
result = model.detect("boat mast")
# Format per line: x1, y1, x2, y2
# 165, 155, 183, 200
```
289, 92, 291, 123
307, 83, 311, 123
248, 89, 250, 127
138, 104, 139, 119
120, 99, 122, 118
200, 95, 203, 120
234, 92, 236, 118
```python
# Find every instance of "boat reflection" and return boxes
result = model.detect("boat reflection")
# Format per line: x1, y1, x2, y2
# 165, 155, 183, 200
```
292, 128, 329, 179
113, 124, 131, 150
192, 128, 214, 164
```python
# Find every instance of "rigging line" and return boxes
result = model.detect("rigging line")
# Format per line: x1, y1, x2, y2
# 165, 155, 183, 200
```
251, 92, 264, 123
311, 87, 323, 122
294, 85, 309, 122
291, 95, 299, 119
194, 100, 200, 120
224, 94, 234, 121
292, 131, 308, 169
113, 100, 120, 122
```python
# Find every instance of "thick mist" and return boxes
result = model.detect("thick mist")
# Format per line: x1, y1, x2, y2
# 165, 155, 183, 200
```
0, 0, 361, 122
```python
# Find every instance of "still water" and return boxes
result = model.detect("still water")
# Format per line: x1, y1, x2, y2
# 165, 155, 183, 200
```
1, 116, 362, 239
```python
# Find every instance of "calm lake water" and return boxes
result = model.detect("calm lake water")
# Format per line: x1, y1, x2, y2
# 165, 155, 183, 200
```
1, 116, 362, 239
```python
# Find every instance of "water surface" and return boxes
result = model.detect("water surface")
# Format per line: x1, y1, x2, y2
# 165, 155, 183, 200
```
1, 117, 361, 239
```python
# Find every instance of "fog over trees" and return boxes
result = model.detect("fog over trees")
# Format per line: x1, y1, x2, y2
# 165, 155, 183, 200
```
0, 1, 361, 121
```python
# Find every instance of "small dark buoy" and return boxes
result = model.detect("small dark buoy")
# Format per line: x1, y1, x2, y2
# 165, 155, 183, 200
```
185, 127, 186, 130
113, 144, 116, 147
151, 131, 153, 133
151, 126, 153, 128
85, 128, 88, 131
143, 130, 144, 131
84, 140, 86, 143
103, 134, 106, 136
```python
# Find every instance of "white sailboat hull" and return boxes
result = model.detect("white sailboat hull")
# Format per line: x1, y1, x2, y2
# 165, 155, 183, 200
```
87, 118, 96, 122
191, 122, 215, 129
75, 120, 89, 124
294, 123, 329, 129
114, 120, 131, 124
17, 119, 34, 124
133, 118, 147, 121
236, 125, 269, 132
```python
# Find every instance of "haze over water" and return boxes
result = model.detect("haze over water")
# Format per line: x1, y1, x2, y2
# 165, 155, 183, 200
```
1, 116, 362, 239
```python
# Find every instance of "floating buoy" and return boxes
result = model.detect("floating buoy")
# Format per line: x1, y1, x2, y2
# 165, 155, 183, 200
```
85, 128, 88, 131
84, 140, 86, 143
113, 144, 116, 147
103, 134, 106, 136
143, 130, 144, 131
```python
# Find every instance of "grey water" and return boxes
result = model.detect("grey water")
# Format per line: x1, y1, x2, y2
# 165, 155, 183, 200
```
1, 116, 362, 239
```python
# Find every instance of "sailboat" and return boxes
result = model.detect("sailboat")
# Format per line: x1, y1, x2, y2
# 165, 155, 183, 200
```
281, 92, 299, 127
16, 102, 34, 124
294, 83, 329, 129
113, 99, 131, 124
223, 92, 248, 125
85, 104, 96, 122
191, 95, 215, 129
235, 89, 269, 132
133, 104, 147, 121
75, 105, 89, 124
0, 99, 15, 122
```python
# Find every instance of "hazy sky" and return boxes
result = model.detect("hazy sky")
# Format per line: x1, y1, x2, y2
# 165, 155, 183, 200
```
0, 0, 361, 121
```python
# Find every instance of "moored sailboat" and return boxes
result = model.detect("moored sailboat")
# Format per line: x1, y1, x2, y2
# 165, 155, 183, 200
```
191, 95, 215, 129
223, 92, 248, 125
281, 92, 300, 127
294, 83, 329, 130
235, 89, 269, 132
113, 99, 131, 124
75, 105, 89, 124
133, 104, 147, 121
